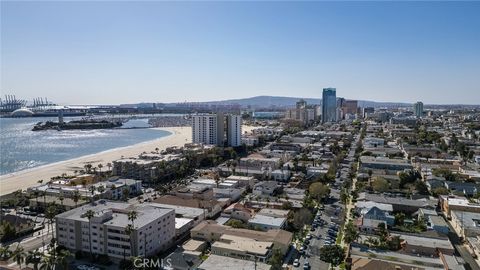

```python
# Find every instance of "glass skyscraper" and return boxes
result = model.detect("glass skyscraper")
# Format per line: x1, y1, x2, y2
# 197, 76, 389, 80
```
322, 88, 337, 123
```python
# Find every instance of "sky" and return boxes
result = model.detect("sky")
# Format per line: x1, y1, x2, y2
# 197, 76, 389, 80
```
1, 1, 480, 105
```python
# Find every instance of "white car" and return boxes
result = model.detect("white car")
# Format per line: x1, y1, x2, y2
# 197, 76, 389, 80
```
293, 259, 300, 267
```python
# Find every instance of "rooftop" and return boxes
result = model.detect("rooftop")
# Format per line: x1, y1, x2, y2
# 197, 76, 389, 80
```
197, 255, 271, 270
56, 200, 173, 228
212, 234, 273, 256
248, 214, 286, 227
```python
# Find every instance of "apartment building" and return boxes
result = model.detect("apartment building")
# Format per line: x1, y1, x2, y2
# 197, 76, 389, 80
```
226, 114, 242, 147
55, 201, 175, 260
210, 234, 273, 263
192, 113, 225, 146
192, 113, 243, 147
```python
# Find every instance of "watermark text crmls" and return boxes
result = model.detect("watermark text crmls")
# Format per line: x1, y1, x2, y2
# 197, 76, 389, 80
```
132, 258, 172, 269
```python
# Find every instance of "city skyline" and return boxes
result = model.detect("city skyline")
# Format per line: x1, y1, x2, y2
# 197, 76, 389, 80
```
2, 1, 480, 105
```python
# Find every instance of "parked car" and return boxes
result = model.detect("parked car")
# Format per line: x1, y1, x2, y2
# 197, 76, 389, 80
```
303, 261, 310, 270
293, 259, 300, 267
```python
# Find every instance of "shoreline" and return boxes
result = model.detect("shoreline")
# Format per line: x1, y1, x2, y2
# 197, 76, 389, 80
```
0, 126, 192, 196
0, 125, 257, 196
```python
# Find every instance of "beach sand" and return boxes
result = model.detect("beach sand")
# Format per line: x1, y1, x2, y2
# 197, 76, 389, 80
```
0, 126, 191, 196
0, 125, 257, 196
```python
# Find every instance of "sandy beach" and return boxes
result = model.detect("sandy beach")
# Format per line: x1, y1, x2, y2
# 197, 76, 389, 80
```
0, 126, 191, 196
0, 125, 257, 196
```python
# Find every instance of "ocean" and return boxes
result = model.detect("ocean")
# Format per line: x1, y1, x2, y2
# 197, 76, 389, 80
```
0, 117, 171, 175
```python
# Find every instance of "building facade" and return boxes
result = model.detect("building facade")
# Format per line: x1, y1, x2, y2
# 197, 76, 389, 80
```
192, 113, 242, 147
414, 101, 424, 118
192, 113, 225, 146
322, 88, 337, 123
56, 201, 175, 260
226, 114, 242, 147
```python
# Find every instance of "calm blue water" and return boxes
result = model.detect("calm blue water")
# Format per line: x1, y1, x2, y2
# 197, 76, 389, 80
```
0, 117, 171, 175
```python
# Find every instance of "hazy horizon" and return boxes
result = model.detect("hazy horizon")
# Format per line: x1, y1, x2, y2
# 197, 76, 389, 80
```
2, 1, 480, 105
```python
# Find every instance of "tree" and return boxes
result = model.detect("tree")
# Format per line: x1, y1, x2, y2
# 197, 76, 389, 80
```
415, 180, 430, 195
72, 190, 81, 208
0, 245, 12, 260
343, 222, 360, 244
388, 235, 402, 251
394, 212, 406, 226
340, 189, 349, 205
292, 208, 312, 230
372, 177, 389, 193
97, 185, 105, 198
268, 248, 283, 270
377, 223, 389, 244
309, 182, 330, 202
26, 249, 42, 270
57, 249, 72, 270
122, 188, 130, 201
39, 254, 55, 270
432, 187, 449, 196
84, 209, 95, 259
58, 195, 64, 208
84, 164, 92, 174
45, 204, 58, 241
319, 245, 345, 267
124, 224, 135, 259
88, 186, 96, 203
399, 170, 421, 188
12, 245, 25, 269
128, 211, 138, 256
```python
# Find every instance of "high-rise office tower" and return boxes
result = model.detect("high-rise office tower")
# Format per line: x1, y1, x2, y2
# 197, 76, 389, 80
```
322, 88, 337, 123
226, 114, 242, 147
414, 101, 424, 118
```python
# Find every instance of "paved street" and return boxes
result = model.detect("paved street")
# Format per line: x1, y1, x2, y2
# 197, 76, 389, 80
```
293, 135, 359, 270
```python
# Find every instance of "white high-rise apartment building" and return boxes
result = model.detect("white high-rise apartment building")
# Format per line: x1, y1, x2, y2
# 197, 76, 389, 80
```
192, 113, 225, 146
55, 201, 175, 260
192, 113, 242, 147
226, 114, 242, 147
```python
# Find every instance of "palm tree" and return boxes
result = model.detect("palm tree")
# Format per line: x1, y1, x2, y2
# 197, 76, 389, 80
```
84, 209, 95, 259
122, 187, 130, 201
128, 210, 138, 227
72, 190, 80, 208
40, 191, 47, 211
59, 195, 64, 208
45, 204, 57, 241
39, 254, 54, 270
0, 246, 12, 260
84, 164, 92, 174
96, 185, 105, 199
26, 249, 42, 270
127, 211, 138, 256
88, 185, 96, 203
124, 224, 134, 258
12, 245, 25, 269
106, 162, 112, 172
97, 163, 103, 173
